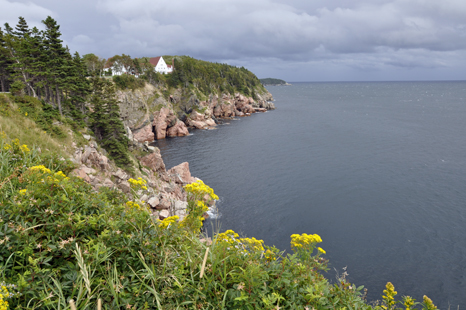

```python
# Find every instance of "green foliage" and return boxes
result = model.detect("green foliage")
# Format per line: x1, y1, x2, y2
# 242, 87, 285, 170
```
0, 137, 440, 309
89, 77, 132, 169
112, 74, 145, 91
259, 78, 288, 85
167, 56, 265, 99
1, 16, 90, 117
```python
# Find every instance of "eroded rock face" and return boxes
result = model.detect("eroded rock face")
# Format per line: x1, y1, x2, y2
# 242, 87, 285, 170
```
213, 101, 236, 118
168, 162, 196, 184
139, 149, 166, 173
153, 107, 169, 139
167, 120, 190, 137
190, 110, 205, 122
133, 124, 154, 143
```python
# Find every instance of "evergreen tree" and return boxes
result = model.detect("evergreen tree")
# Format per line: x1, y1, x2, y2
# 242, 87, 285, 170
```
0, 27, 13, 92
42, 16, 68, 115
89, 77, 131, 168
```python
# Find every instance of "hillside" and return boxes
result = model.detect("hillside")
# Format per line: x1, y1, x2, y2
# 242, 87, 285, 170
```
260, 78, 290, 86
0, 15, 439, 310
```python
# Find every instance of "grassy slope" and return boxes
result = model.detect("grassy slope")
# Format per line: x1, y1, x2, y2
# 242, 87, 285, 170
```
0, 93, 438, 310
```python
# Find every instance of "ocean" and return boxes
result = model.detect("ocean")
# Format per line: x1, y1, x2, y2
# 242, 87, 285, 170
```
154, 81, 466, 308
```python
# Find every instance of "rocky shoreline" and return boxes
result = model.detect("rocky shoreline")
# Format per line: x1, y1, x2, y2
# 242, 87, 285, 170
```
70, 88, 274, 223
71, 140, 199, 222
116, 84, 275, 143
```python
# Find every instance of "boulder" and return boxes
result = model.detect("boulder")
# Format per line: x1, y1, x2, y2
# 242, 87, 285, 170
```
153, 107, 178, 140
113, 169, 128, 180
188, 120, 207, 129
139, 149, 166, 173
174, 209, 187, 221
71, 167, 91, 183
189, 110, 205, 122
213, 100, 236, 118
205, 118, 216, 127
118, 181, 131, 194
168, 162, 196, 184
156, 198, 171, 210
242, 104, 255, 114
153, 108, 169, 139
235, 94, 249, 110
102, 178, 115, 188
133, 124, 154, 143
159, 210, 170, 220
147, 196, 160, 209
167, 120, 189, 137
254, 108, 267, 113
174, 200, 188, 211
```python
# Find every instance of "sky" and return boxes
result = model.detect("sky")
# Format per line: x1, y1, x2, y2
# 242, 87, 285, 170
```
1, 0, 466, 82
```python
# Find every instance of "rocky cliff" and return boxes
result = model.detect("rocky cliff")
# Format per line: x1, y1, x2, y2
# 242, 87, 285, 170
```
116, 83, 275, 143
70, 139, 200, 222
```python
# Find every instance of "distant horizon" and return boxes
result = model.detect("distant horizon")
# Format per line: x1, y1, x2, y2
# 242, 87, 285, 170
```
268, 79, 466, 84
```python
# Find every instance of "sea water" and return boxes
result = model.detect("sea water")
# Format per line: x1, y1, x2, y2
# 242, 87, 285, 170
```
155, 81, 466, 308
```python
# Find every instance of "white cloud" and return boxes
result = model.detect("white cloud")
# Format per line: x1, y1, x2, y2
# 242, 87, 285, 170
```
0, 0, 54, 29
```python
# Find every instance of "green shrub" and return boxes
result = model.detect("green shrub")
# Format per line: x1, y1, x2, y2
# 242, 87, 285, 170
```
0, 136, 439, 310
112, 75, 145, 91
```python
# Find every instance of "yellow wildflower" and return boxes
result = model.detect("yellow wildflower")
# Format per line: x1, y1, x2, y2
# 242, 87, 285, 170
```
159, 215, 179, 229
20, 144, 30, 153
126, 201, 141, 210
382, 282, 397, 310
403, 296, 415, 310
318, 247, 326, 254
423, 295, 437, 310
29, 165, 51, 174
19, 189, 27, 195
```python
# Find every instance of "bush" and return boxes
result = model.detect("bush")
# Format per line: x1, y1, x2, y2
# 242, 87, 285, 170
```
112, 75, 145, 91
0, 136, 439, 309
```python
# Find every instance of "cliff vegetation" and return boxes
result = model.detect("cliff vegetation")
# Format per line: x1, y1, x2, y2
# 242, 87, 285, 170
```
259, 78, 290, 86
0, 16, 440, 310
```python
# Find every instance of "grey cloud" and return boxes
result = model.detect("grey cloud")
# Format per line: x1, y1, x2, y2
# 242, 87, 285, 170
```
3, 0, 466, 81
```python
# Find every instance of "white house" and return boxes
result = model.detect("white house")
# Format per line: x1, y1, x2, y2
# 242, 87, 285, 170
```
102, 56, 173, 76
103, 59, 130, 76
149, 56, 174, 74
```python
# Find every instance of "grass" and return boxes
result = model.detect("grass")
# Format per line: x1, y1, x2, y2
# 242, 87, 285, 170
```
0, 95, 77, 158
0, 94, 441, 310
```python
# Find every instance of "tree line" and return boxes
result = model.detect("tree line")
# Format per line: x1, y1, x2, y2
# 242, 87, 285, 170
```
0, 16, 131, 167
0, 16, 265, 167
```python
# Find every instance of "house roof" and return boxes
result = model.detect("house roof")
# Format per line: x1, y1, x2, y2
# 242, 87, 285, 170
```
149, 56, 162, 67
104, 60, 113, 69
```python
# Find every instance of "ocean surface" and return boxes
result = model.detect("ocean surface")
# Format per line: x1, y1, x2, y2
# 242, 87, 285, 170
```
154, 81, 466, 308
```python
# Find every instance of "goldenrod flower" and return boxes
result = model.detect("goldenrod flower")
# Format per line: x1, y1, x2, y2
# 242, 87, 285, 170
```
29, 165, 51, 174
423, 295, 437, 310
159, 215, 179, 229
20, 144, 30, 153
382, 282, 397, 310
403, 296, 415, 310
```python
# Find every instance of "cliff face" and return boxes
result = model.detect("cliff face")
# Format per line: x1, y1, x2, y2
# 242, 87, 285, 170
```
70, 140, 196, 222
117, 83, 275, 142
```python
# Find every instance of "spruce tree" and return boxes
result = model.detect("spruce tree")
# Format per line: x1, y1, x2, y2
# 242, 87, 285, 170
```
0, 27, 13, 92
89, 77, 131, 168
42, 16, 68, 115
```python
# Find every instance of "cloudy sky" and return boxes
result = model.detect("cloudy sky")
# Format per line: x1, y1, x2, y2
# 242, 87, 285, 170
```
2, 0, 466, 81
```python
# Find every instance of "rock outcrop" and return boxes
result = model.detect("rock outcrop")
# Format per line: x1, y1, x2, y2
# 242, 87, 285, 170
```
116, 82, 275, 142
69, 140, 195, 222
